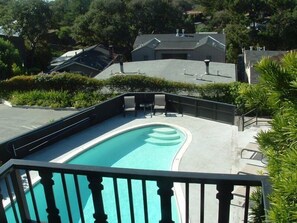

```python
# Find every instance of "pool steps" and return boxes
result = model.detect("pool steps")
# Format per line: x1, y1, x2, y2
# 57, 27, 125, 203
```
145, 127, 181, 145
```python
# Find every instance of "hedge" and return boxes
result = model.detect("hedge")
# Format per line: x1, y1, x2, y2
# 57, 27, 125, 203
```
0, 73, 244, 109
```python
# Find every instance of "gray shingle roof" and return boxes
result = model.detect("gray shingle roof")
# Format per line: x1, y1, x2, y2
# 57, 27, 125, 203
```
244, 50, 287, 65
133, 33, 226, 50
94, 59, 236, 85
50, 45, 112, 74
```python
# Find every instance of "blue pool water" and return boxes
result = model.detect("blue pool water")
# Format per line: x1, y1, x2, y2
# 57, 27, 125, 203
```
5, 124, 186, 222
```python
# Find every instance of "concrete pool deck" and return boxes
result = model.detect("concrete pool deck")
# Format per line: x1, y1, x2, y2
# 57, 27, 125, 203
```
0, 105, 270, 222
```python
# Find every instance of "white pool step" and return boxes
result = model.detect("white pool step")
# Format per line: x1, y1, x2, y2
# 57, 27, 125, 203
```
145, 138, 182, 146
148, 132, 180, 140
152, 127, 177, 134
145, 127, 181, 145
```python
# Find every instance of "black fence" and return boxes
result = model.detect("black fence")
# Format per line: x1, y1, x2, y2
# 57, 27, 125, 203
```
0, 159, 270, 223
0, 93, 235, 163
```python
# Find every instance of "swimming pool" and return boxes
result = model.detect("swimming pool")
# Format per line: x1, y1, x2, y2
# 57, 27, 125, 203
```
5, 123, 187, 222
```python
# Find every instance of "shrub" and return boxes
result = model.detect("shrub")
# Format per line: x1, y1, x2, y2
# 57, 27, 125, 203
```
2, 72, 268, 112
10, 90, 72, 108
0, 38, 22, 80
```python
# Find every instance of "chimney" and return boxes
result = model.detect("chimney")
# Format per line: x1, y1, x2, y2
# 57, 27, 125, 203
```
181, 29, 185, 37
249, 46, 253, 51
204, 59, 210, 75
109, 45, 114, 58
120, 61, 124, 73
176, 29, 179, 36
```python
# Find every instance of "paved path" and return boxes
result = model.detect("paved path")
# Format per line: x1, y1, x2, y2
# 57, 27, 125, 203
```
0, 104, 77, 142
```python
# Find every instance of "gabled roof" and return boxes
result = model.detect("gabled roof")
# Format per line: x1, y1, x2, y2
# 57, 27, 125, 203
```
195, 36, 225, 51
50, 45, 113, 75
133, 33, 226, 51
133, 38, 161, 52
50, 49, 83, 67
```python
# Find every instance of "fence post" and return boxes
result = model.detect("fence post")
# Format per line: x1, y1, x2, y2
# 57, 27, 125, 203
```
241, 114, 245, 131
87, 175, 107, 223
216, 182, 234, 223
157, 180, 174, 223
256, 108, 258, 125
10, 169, 31, 222
0, 186, 8, 223
39, 170, 61, 223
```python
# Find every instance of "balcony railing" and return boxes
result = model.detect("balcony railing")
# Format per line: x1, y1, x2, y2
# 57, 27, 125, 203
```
0, 93, 235, 164
0, 159, 270, 223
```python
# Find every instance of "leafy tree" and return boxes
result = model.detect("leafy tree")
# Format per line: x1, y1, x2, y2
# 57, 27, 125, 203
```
0, 37, 22, 80
127, 0, 190, 36
262, 10, 297, 50
224, 22, 249, 63
0, 0, 52, 69
72, 0, 130, 49
267, 0, 297, 11
49, 0, 92, 28
255, 51, 297, 222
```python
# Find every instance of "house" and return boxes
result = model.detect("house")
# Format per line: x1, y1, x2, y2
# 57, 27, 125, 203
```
49, 45, 116, 77
49, 49, 83, 68
94, 59, 236, 85
131, 31, 226, 63
242, 48, 287, 84
0, 26, 25, 64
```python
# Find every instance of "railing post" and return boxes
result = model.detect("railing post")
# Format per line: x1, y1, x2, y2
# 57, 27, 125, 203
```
216, 183, 234, 223
256, 108, 258, 125
157, 180, 174, 223
39, 170, 61, 223
241, 115, 244, 131
87, 175, 108, 223
10, 169, 31, 222
0, 186, 8, 223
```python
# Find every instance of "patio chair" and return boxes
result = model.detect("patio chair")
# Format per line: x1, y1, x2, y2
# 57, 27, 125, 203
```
153, 94, 167, 116
123, 96, 137, 117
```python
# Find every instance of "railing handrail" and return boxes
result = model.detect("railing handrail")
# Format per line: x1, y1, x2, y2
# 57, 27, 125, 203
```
242, 108, 257, 117
0, 159, 271, 223
241, 107, 258, 131
1, 159, 267, 186
0, 93, 236, 163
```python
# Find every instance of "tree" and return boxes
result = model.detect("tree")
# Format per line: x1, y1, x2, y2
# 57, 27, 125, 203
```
50, 0, 92, 28
127, 0, 189, 36
224, 22, 249, 63
255, 52, 297, 222
72, 0, 130, 49
262, 10, 297, 50
0, 0, 52, 68
0, 37, 22, 80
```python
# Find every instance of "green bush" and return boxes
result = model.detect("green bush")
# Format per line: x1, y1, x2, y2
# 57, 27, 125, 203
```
105, 75, 240, 104
1, 72, 266, 111
72, 91, 117, 108
1, 73, 105, 94
250, 187, 266, 223
3, 75, 35, 91
10, 90, 72, 108
255, 52, 297, 222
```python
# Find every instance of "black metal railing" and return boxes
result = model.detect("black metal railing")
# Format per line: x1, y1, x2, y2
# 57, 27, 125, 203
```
0, 159, 270, 223
241, 108, 258, 131
0, 93, 236, 163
